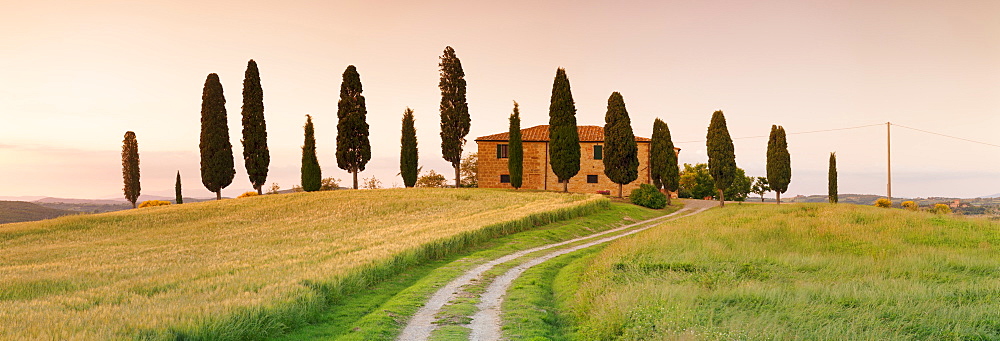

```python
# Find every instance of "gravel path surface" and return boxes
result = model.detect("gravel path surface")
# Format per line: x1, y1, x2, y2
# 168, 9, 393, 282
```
467, 201, 713, 340
397, 199, 714, 341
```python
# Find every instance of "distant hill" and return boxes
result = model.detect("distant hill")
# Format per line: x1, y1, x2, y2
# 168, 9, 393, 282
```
0, 196, 47, 202
35, 197, 128, 205
33, 196, 214, 214
790, 194, 888, 205
0, 201, 78, 224
978, 193, 1000, 199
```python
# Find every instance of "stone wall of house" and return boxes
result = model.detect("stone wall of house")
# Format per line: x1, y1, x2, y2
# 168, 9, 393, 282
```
478, 140, 656, 197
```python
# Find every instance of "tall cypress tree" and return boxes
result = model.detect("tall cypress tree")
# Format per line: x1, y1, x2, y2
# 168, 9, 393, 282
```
400, 107, 418, 188
302, 114, 321, 192
199, 73, 235, 200
829, 152, 838, 204
548, 68, 580, 192
121, 131, 140, 208
508, 101, 523, 189
603, 92, 638, 198
241, 59, 269, 194
766, 125, 792, 204
439, 46, 471, 188
336, 65, 371, 189
706, 110, 736, 207
175, 171, 183, 204
650, 118, 679, 205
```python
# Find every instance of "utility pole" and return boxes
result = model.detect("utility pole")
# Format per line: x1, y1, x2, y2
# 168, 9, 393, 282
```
887, 121, 892, 202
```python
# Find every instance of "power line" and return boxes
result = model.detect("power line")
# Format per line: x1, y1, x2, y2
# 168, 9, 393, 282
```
893, 123, 1000, 149
675, 122, 1000, 149
675, 123, 884, 144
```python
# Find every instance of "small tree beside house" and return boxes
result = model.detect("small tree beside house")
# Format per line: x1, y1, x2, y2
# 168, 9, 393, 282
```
706, 110, 737, 207
508, 101, 523, 189
650, 118, 678, 205
548, 68, 581, 192
602, 92, 638, 198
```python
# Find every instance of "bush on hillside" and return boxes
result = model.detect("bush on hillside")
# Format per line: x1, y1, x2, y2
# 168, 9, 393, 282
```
929, 204, 952, 215
321, 177, 341, 191
237, 191, 259, 198
416, 170, 448, 188
901, 201, 919, 211
266, 183, 280, 194
630, 184, 667, 209
874, 198, 892, 208
138, 200, 171, 208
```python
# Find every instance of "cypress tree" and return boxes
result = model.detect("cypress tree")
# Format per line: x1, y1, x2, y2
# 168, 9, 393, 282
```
603, 92, 638, 198
400, 107, 418, 188
121, 131, 140, 208
650, 118, 679, 205
439, 46, 471, 188
241, 59, 269, 194
508, 101, 523, 189
766, 125, 792, 204
706, 110, 736, 207
175, 171, 183, 204
336, 65, 371, 190
302, 114, 321, 192
829, 152, 838, 204
548, 68, 580, 192
199, 73, 235, 200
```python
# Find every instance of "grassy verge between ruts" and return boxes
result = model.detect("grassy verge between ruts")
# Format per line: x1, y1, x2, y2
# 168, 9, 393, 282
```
558, 203, 1000, 340
273, 202, 669, 340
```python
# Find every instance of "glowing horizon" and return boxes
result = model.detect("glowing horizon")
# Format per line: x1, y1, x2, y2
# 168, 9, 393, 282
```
1, 0, 998, 199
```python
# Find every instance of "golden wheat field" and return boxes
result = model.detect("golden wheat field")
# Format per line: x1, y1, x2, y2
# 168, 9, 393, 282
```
0, 188, 602, 340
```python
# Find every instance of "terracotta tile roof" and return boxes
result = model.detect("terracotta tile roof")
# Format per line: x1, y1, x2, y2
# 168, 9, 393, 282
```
475, 125, 652, 142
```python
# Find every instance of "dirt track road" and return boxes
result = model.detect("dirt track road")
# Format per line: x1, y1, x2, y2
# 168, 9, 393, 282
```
397, 199, 715, 340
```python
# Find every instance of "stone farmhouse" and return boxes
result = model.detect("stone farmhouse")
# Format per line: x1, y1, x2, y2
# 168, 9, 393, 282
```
475, 125, 679, 196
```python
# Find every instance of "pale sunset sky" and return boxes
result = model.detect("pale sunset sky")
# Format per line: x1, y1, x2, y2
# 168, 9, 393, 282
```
1, 0, 998, 199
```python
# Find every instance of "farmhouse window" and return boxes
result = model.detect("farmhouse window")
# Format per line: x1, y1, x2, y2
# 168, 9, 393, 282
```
497, 144, 509, 158
587, 175, 598, 183
593, 145, 603, 160
500, 174, 511, 183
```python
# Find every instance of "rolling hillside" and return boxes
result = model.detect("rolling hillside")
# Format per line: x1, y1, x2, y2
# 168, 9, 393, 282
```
0, 201, 77, 224
0, 188, 606, 340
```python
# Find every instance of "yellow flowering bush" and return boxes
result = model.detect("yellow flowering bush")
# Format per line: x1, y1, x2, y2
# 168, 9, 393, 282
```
138, 200, 171, 208
237, 191, 259, 198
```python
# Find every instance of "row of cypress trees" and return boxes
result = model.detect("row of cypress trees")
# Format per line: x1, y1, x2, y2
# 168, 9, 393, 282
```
396, 47, 473, 188
199, 61, 375, 196
138, 49, 810, 204
200, 47, 471, 194
706, 111, 794, 207
199, 60, 271, 200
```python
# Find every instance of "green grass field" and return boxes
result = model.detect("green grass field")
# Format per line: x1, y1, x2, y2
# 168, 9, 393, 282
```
0, 188, 604, 340
559, 203, 1000, 340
